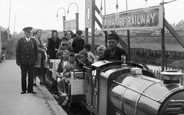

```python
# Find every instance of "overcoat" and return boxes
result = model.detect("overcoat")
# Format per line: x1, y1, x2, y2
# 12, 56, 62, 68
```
47, 37, 61, 59
34, 37, 46, 68
16, 37, 38, 65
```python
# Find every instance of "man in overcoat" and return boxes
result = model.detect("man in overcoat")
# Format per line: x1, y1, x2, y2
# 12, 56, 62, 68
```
16, 27, 38, 94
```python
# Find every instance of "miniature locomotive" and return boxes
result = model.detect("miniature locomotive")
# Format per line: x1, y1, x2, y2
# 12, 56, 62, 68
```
47, 60, 184, 115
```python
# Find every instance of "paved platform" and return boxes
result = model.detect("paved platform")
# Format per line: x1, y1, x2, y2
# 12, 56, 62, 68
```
0, 60, 67, 115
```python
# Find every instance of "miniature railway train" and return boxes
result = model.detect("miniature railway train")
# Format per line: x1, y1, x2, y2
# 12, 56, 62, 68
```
46, 59, 184, 115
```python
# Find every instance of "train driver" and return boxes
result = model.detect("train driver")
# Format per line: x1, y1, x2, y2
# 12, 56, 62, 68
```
103, 33, 128, 60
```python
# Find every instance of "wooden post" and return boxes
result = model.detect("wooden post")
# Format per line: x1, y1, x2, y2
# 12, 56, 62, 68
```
127, 30, 131, 60
91, 0, 95, 53
104, 31, 108, 48
161, 4, 165, 72
85, 28, 88, 44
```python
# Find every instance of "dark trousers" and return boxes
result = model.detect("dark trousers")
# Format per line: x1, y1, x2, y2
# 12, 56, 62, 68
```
21, 65, 34, 92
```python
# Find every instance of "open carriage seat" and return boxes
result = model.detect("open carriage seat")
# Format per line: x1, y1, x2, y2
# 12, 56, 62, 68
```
46, 59, 60, 87
70, 71, 85, 96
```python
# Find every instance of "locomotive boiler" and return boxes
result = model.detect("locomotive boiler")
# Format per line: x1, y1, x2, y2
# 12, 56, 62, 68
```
83, 60, 184, 115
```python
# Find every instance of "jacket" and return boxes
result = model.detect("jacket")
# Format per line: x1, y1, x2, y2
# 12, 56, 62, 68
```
16, 37, 38, 65
103, 46, 128, 60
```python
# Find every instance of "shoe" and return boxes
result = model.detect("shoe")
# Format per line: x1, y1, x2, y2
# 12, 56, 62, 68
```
28, 91, 36, 94
33, 83, 37, 86
21, 91, 26, 94
40, 82, 45, 85
62, 96, 69, 107
61, 93, 67, 97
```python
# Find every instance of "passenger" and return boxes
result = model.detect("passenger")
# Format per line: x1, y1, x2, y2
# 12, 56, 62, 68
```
72, 30, 85, 54
77, 50, 92, 70
61, 52, 77, 96
56, 50, 69, 96
47, 30, 61, 59
65, 30, 73, 50
58, 37, 72, 52
34, 29, 46, 85
96, 45, 106, 61
103, 33, 128, 60
83, 44, 95, 63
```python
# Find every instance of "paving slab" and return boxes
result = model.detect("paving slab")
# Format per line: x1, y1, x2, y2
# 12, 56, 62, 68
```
0, 60, 67, 115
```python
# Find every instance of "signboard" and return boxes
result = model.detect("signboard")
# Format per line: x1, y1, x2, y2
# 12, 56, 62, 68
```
64, 19, 76, 30
102, 5, 163, 30
85, 0, 92, 28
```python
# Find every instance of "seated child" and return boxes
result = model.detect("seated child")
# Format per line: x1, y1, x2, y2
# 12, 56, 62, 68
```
61, 52, 77, 96
76, 50, 92, 70
83, 44, 95, 63
56, 50, 69, 96
95, 45, 106, 61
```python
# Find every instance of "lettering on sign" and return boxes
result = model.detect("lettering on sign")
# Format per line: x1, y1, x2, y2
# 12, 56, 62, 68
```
102, 5, 163, 30
64, 19, 76, 30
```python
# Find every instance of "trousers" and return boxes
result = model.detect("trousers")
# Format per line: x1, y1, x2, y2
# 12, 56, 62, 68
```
20, 65, 34, 92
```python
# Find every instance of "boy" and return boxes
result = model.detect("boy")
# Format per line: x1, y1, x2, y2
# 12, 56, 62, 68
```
83, 44, 95, 63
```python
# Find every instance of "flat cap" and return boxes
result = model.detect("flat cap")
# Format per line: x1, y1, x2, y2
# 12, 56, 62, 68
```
23, 27, 33, 32
108, 33, 119, 41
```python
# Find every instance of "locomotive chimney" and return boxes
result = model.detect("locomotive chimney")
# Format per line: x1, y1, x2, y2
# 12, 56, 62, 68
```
161, 71, 183, 85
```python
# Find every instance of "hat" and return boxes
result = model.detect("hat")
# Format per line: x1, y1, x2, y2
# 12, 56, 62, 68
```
108, 33, 119, 41
23, 27, 33, 32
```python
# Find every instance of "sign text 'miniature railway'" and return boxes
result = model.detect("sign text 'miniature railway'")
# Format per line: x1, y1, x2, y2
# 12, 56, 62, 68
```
102, 5, 163, 30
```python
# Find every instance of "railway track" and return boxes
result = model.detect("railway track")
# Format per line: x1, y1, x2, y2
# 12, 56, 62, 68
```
44, 83, 90, 115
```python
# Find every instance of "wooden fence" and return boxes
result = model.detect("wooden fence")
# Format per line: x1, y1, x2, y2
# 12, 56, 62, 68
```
131, 48, 184, 60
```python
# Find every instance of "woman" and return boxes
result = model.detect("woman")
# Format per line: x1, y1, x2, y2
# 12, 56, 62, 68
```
65, 30, 73, 51
47, 30, 61, 59
34, 29, 46, 85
